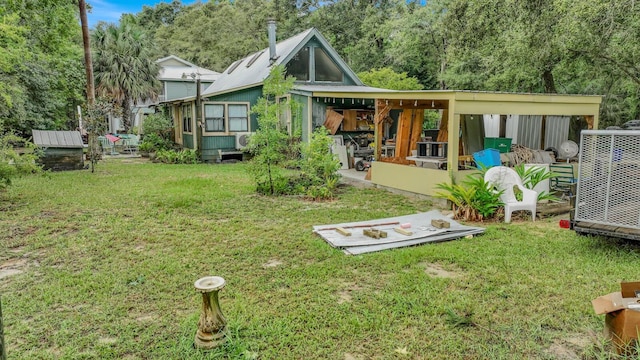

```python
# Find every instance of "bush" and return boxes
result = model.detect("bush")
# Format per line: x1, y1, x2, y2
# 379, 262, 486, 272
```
139, 133, 172, 153
142, 113, 173, 139
435, 173, 503, 222
298, 127, 341, 200
0, 133, 43, 189
154, 149, 199, 164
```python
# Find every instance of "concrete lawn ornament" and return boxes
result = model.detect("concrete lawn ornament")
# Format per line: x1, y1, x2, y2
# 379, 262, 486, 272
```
194, 276, 227, 350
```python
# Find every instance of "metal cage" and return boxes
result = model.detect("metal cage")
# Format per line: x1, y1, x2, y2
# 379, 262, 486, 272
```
574, 130, 640, 239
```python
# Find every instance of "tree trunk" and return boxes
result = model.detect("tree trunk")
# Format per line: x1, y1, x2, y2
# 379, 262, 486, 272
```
542, 69, 556, 93
122, 97, 131, 133
78, 0, 94, 106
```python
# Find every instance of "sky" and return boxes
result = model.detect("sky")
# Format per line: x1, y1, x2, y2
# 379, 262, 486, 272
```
86, 0, 200, 27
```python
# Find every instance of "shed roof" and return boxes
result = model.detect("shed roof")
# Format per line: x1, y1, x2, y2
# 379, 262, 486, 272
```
32, 130, 84, 148
156, 55, 220, 82
202, 28, 364, 98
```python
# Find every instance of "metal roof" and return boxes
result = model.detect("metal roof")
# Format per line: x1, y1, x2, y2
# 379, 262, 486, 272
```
32, 130, 84, 148
158, 66, 220, 82
293, 84, 393, 94
202, 28, 364, 98
156, 55, 220, 81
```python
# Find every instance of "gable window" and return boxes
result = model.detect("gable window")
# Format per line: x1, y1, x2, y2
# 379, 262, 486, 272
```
204, 104, 225, 132
314, 48, 343, 82
286, 46, 344, 83
182, 104, 192, 133
286, 47, 310, 81
203, 102, 250, 134
229, 104, 248, 131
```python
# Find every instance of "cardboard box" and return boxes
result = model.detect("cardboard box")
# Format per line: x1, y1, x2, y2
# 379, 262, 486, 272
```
592, 282, 640, 355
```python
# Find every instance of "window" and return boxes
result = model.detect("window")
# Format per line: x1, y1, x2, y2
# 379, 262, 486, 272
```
182, 104, 192, 133
229, 104, 248, 131
277, 96, 291, 133
202, 103, 249, 134
204, 104, 225, 132
314, 48, 342, 82
286, 47, 309, 81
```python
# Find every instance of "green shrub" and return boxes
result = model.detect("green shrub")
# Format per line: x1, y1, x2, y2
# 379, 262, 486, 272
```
142, 113, 173, 139
513, 164, 558, 202
435, 173, 503, 221
298, 127, 341, 200
0, 132, 43, 189
154, 149, 199, 164
139, 133, 172, 153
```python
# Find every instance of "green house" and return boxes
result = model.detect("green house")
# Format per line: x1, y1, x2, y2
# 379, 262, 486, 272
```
164, 23, 388, 162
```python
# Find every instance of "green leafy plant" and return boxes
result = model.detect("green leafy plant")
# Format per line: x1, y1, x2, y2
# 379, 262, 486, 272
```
435, 173, 503, 221
513, 164, 558, 202
154, 149, 199, 164
0, 132, 42, 189
139, 133, 172, 153
299, 127, 341, 200
142, 112, 173, 140
247, 65, 296, 196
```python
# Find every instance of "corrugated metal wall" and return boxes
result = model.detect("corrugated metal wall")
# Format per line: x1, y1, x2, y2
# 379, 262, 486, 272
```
506, 115, 543, 149
544, 116, 570, 150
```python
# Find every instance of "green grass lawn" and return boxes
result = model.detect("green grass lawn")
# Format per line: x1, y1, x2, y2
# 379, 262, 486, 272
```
1, 158, 638, 359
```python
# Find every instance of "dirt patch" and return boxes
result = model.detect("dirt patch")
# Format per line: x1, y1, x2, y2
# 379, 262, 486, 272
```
135, 314, 157, 322
419, 262, 461, 278
0, 269, 23, 279
97, 337, 118, 345
262, 259, 283, 268
0, 257, 30, 279
546, 333, 594, 360
344, 353, 364, 360
336, 282, 364, 304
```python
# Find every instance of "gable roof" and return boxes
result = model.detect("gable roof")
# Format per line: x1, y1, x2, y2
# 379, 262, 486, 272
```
202, 28, 364, 97
156, 55, 220, 82
32, 130, 84, 148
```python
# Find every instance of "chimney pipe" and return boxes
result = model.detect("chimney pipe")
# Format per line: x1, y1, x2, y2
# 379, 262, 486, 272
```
268, 19, 277, 63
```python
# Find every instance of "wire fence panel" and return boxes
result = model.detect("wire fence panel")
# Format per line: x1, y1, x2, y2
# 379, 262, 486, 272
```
575, 130, 640, 229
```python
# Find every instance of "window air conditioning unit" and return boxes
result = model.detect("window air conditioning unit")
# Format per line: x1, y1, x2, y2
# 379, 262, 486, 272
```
235, 132, 253, 150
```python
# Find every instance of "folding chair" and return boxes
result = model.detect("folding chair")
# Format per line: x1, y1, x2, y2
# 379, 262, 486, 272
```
549, 163, 577, 197
98, 136, 116, 155
122, 135, 139, 155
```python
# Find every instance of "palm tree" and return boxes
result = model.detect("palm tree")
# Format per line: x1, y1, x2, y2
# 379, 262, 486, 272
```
92, 17, 160, 132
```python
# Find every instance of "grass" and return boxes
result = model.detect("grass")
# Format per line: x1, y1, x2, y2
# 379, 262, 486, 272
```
0, 158, 639, 359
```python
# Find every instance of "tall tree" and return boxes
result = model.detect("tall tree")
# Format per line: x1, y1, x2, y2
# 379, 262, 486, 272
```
0, 0, 84, 136
92, 16, 160, 132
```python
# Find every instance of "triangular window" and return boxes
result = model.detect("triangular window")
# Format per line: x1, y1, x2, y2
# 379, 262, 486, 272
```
286, 47, 309, 81
314, 48, 342, 82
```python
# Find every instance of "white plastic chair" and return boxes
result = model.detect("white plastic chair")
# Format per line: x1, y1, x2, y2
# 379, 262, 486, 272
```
484, 166, 537, 223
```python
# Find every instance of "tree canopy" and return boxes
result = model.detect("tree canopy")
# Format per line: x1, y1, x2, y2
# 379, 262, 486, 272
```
0, 0, 639, 134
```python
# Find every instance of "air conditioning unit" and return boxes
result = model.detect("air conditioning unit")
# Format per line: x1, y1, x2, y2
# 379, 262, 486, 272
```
235, 132, 253, 150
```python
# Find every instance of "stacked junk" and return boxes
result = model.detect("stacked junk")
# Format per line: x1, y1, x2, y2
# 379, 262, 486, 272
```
313, 210, 485, 255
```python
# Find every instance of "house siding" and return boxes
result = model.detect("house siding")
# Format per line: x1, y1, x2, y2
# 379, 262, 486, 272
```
165, 81, 213, 101
205, 87, 263, 132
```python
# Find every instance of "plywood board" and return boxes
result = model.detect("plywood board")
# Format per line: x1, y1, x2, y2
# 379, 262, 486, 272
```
324, 109, 344, 135
342, 110, 357, 131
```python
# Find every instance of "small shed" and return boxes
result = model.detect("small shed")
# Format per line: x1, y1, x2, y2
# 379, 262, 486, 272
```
32, 130, 85, 171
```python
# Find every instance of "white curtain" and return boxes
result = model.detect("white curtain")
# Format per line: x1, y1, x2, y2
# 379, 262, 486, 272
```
505, 114, 519, 143
483, 114, 500, 138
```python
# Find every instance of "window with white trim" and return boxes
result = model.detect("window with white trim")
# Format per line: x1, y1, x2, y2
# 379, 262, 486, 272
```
229, 104, 248, 131
182, 104, 192, 133
203, 103, 250, 134
204, 104, 225, 132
